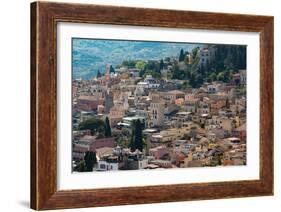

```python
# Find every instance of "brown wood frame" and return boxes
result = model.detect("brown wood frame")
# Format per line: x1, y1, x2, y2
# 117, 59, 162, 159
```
31, 1, 274, 210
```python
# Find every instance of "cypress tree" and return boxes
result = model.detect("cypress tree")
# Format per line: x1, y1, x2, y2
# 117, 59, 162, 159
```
96, 70, 102, 78
104, 117, 112, 137
109, 65, 115, 73
179, 49, 185, 62
129, 121, 136, 152
84, 151, 97, 172
159, 59, 164, 70
134, 119, 143, 151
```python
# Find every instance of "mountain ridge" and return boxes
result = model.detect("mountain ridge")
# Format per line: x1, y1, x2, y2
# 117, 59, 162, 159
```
72, 39, 200, 79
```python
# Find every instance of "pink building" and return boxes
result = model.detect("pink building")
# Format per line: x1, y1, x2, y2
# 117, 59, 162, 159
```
149, 146, 169, 159
77, 95, 104, 111
73, 136, 115, 159
90, 137, 115, 151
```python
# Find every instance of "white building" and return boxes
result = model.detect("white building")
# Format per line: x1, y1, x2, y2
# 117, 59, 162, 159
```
135, 75, 160, 97
175, 111, 192, 124
135, 82, 147, 96
129, 68, 140, 77
199, 46, 215, 68
97, 160, 118, 171
207, 83, 220, 94
122, 116, 146, 126
127, 158, 148, 170
144, 75, 160, 88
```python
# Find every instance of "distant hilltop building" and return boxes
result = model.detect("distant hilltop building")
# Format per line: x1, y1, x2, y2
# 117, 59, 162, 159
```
199, 45, 216, 68
134, 75, 160, 97
144, 75, 160, 89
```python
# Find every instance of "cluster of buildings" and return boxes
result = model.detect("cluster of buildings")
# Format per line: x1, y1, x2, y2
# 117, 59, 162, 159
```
72, 53, 247, 172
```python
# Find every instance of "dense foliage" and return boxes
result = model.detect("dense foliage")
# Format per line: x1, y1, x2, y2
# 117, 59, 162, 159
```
129, 119, 144, 152
117, 45, 246, 89
104, 117, 112, 137
78, 118, 105, 135
171, 45, 246, 88
84, 151, 97, 171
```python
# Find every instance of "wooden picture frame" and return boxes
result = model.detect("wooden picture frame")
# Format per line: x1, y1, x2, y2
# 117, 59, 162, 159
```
31, 1, 274, 210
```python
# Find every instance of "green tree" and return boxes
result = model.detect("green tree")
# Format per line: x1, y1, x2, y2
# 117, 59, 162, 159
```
144, 70, 161, 79
190, 49, 200, 73
189, 73, 199, 88
122, 60, 137, 68
129, 120, 144, 152
129, 121, 136, 152
145, 60, 161, 73
115, 128, 130, 148
109, 65, 115, 73
217, 72, 225, 81
78, 118, 105, 135
207, 72, 217, 82
96, 70, 102, 78
195, 74, 204, 87
214, 45, 246, 72
216, 70, 230, 82
164, 57, 171, 63
122, 60, 129, 67
74, 160, 86, 172
192, 47, 200, 60
182, 80, 191, 89
223, 70, 231, 82
104, 116, 112, 137
134, 119, 143, 151
171, 64, 186, 80
84, 151, 97, 172
139, 69, 145, 78
159, 59, 164, 70
179, 49, 185, 62
135, 61, 146, 70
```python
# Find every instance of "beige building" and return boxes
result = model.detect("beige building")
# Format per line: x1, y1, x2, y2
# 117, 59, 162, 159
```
149, 100, 165, 127
162, 90, 185, 103
150, 127, 190, 143
109, 105, 125, 127
219, 117, 235, 132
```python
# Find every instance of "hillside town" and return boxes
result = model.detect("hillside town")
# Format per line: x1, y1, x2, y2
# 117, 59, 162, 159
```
72, 44, 247, 172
